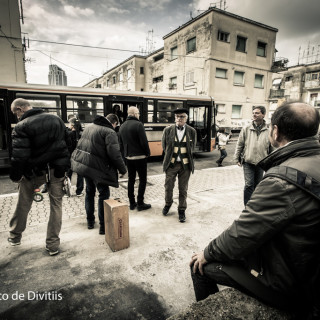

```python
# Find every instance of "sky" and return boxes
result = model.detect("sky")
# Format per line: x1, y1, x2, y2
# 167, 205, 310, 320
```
21, 0, 320, 87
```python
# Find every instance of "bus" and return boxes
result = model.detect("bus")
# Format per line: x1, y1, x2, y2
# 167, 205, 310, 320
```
0, 83, 216, 168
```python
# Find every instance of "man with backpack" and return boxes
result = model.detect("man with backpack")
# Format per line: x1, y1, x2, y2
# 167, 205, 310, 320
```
190, 102, 320, 318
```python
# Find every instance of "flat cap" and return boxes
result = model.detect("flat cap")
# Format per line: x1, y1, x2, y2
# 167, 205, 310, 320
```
173, 108, 188, 114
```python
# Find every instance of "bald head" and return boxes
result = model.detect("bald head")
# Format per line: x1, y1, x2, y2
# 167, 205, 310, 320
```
271, 102, 319, 141
128, 106, 140, 119
11, 98, 32, 120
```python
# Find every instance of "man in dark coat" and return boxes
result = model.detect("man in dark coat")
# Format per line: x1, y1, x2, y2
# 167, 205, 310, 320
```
71, 113, 127, 234
119, 106, 151, 211
190, 102, 320, 318
8, 98, 70, 256
162, 108, 197, 222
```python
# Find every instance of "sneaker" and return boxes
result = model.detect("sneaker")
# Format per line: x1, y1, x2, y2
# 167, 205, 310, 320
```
46, 247, 59, 256
137, 203, 151, 211
76, 193, 84, 197
162, 205, 171, 216
8, 238, 21, 246
130, 202, 137, 210
178, 210, 186, 223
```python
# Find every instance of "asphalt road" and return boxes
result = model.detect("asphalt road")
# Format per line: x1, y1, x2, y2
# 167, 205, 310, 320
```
0, 141, 237, 195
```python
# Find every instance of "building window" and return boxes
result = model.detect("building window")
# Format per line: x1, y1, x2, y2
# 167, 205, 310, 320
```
127, 69, 132, 79
218, 30, 230, 42
257, 41, 267, 57
154, 53, 164, 62
285, 76, 293, 82
254, 74, 264, 88
169, 76, 177, 89
186, 71, 194, 85
187, 37, 196, 53
232, 105, 242, 118
140, 67, 144, 75
216, 68, 227, 79
106, 79, 110, 87
216, 104, 226, 113
170, 46, 178, 60
119, 72, 123, 82
234, 71, 245, 85
153, 75, 163, 83
236, 36, 247, 53
112, 76, 116, 84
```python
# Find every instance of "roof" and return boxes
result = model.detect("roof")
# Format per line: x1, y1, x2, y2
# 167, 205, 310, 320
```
163, 7, 278, 39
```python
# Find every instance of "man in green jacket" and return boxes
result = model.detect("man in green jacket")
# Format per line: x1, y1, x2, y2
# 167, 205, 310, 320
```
190, 102, 320, 318
234, 106, 272, 205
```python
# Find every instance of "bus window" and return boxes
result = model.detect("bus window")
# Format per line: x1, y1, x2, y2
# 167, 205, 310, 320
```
16, 93, 61, 117
157, 100, 183, 123
66, 96, 103, 123
147, 100, 154, 122
189, 106, 208, 151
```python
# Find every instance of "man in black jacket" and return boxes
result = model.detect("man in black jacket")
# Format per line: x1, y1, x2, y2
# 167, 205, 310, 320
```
190, 102, 320, 318
8, 98, 70, 256
71, 113, 127, 234
119, 106, 151, 211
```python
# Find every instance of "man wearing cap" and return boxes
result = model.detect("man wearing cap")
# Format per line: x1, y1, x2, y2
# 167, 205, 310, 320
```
162, 108, 197, 222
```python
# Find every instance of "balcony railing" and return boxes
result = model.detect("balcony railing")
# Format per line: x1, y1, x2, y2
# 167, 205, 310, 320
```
269, 89, 285, 98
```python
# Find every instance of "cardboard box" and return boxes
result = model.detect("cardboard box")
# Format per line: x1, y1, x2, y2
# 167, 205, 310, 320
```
104, 199, 129, 252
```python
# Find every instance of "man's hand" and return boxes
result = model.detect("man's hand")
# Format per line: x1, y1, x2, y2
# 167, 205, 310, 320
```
237, 162, 242, 167
189, 251, 208, 275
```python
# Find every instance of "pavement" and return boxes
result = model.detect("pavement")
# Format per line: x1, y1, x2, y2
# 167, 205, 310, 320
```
0, 160, 245, 319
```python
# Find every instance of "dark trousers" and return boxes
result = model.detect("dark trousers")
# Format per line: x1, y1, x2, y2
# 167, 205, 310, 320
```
85, 177, 110, 225
218, 148, 227, 163
127, 158, 147, 205
165, 162, 191, 210
190, 262, 292, 311
243, 162, 264, 205
67, 168, 84, 195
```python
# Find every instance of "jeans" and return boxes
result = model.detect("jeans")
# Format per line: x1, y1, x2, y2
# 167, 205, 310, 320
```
243, 162, 264, 205
9, 169, 64, 251
67, 168, 84, 195
127, 158, 147, 205
85, 177, 110, 226
218, 148, 227, 163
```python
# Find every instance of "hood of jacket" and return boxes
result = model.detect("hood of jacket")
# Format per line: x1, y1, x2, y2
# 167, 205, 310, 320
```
93, 115, 114, 130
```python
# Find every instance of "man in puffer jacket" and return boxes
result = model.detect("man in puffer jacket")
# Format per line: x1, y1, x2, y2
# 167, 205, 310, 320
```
190, 102, 320, 319
71, 113, 127, 235
8, 98, 70, 256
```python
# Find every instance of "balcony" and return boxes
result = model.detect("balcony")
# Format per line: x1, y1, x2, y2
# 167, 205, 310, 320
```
271, 57, 288, 72
269, 89, 285, 99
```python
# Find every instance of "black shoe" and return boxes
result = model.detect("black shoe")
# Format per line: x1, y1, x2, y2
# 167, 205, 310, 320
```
162, 205, 171, 216
178, 210, 186, 223
137, 203, 151, 211
41, 186, 48, 193
99, 225, 105, 235
218, 163, 223, 167
130, 202, 137, 210
87, 221, 95, 229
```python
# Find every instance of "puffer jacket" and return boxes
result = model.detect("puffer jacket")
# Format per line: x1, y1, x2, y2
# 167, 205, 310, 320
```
204, 136, 320, 308
71, 116, 126, 187
162, 124, 197, 173
234, 121, 272, 165
10, 109, 70, 180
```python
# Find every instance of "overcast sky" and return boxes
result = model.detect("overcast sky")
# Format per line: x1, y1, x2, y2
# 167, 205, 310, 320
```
21, 0, 320, 87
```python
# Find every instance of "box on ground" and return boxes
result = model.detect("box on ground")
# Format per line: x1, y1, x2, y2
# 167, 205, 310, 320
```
104, 199, 129, 252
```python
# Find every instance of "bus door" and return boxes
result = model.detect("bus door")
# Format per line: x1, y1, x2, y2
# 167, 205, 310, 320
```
108, 95, 143, 124
188, 102, 212, 152
0, 91, 15, 167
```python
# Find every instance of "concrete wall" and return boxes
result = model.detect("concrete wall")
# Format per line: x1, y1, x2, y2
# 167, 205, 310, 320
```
0, 0, 26, 83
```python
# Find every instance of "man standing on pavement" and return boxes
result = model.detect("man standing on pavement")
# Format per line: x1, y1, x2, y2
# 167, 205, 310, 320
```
162, 108, 197, 222
119, 106, 151, 211
234, 106, 272, 205
71, 113, 127, 235
190, 102, 320, 318
8, 98, 70, 256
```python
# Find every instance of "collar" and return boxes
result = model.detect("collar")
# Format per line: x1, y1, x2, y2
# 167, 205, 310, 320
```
176, 125, 185, 131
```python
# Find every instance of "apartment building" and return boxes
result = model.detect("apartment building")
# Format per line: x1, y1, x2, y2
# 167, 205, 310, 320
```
48, 64, 68, 86
0, 0, 26, 83
85, 7, 281, 129
270, 62, 320, 116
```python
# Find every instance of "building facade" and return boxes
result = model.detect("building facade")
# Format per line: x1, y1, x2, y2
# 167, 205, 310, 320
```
85, 7, 282, 129
0, 0, 26, 83
48, 64, 68, 86
269, 62, 320, 116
